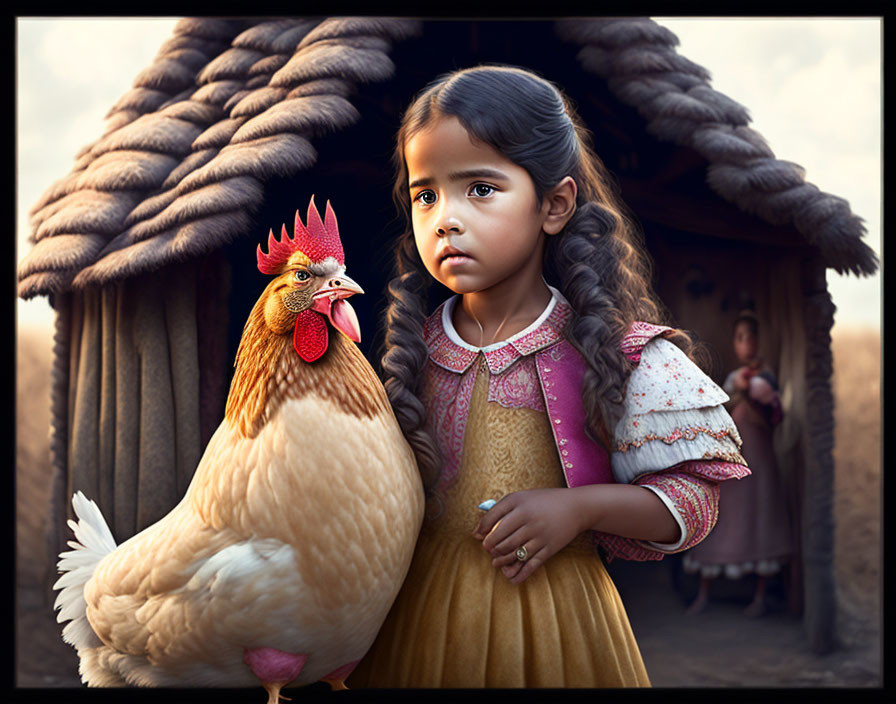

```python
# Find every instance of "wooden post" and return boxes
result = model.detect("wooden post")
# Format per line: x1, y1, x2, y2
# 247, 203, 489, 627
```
44, 292, 72, 603
800, 254, 837, 654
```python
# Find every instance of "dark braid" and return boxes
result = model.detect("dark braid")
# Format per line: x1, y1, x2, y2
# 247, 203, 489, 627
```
547, 200, 702, 448
381, 229, 442, 493
549, 203, 630, 446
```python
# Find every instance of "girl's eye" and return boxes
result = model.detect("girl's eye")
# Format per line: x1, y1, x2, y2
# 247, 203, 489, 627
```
294, 270, 311, 282
470, 183, 494, 197
414, 190, 436, 205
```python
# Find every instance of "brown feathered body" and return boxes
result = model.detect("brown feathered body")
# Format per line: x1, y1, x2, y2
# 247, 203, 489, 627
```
54, 271, 424, 690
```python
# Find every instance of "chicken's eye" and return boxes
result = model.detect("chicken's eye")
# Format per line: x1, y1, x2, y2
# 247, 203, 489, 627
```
294, 270, 311, 282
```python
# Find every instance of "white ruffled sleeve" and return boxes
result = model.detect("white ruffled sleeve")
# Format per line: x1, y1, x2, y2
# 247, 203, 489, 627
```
611, 337, 745, 484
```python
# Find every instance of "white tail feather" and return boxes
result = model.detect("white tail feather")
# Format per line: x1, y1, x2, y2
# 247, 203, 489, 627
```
53, 491, 118, 651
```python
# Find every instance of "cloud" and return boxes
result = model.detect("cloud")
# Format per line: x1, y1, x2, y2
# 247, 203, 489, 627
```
35, 18, 172, 89
19, 19, 180, 160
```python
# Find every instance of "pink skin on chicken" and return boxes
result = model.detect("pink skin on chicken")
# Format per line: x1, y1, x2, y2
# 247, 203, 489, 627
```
243, 646, 308, 702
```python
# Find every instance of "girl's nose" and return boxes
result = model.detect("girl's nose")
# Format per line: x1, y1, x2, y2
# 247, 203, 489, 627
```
436, 217, 464, 237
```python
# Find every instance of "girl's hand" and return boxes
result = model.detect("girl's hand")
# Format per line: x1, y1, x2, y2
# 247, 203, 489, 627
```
733, 367, 751, 391
748, 375, 776, 405
472, 488, 586, 584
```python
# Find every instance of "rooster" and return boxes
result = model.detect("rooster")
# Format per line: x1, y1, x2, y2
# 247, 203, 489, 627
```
53, 196, 424, 702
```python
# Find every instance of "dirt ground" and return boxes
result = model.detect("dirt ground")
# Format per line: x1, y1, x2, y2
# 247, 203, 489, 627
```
14, 323, 882, 691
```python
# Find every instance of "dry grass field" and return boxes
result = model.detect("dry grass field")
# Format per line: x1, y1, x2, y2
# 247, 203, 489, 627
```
15, 324, 53, 591
829, 326, 882, 665
14, 322, 882, 689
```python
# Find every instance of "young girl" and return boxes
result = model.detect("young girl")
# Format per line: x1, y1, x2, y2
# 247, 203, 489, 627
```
684, 311, 792, 617
346, 65, 750, 688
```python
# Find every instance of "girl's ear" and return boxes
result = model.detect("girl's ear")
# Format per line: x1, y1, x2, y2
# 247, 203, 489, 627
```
542, 176, 578, 235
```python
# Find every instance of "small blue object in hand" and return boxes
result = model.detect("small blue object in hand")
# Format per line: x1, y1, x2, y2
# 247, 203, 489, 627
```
478, 499, 497, 512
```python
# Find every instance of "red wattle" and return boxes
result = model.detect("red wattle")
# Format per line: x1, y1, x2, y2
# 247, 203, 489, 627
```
293, 310, 328, 362
329, 298, 361, 343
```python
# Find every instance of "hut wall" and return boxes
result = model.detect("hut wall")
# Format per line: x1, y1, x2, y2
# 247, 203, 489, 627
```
766, 256, 808, 616
50, 254, 230, 556
45, 292, 72, 600
800, 254, 838, 653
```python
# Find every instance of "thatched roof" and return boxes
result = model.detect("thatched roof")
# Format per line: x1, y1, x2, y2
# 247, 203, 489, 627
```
18, 17, 878, 300
555, 19, 877, 277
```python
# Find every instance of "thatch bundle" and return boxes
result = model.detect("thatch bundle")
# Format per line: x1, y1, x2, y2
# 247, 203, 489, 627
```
19, 17, 421, 298
556, 18, 876, 276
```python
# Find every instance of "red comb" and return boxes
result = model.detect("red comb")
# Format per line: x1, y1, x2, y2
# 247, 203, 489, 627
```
256, 195, 344, 275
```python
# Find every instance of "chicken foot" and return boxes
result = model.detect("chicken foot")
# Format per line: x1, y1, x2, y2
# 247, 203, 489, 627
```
243, 647, 308, 703
320, 660, 360, 691
263, 682, 291, 704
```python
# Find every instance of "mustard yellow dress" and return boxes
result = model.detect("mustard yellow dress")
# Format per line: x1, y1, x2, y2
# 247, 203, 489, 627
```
348, 359, 650, 688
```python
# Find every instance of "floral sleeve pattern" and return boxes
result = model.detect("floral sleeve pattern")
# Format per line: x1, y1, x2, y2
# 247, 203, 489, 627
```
594, 325, 752, 562
592, 461, 750, 561
611, 337, 746, 482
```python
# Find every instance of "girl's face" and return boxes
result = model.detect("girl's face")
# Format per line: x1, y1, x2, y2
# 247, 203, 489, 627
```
403, 116, 551, 296
733, 321, 759, 364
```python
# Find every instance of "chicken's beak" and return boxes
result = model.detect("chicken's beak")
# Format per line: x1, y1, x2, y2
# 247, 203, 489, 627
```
310, 274, 364, 343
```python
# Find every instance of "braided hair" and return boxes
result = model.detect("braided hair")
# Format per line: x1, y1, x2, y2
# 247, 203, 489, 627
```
382, 65, 699, 492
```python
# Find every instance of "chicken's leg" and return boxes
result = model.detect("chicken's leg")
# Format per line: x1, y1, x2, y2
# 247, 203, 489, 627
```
243, 647, 308, 703
320, 660, 360, 691
262, 682, 290, 704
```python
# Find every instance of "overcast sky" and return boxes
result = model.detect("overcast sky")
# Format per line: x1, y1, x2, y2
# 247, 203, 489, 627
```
16, 17, 881, 332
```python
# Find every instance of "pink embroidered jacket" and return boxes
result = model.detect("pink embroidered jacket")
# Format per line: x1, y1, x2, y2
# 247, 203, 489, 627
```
422, 289, 750, 561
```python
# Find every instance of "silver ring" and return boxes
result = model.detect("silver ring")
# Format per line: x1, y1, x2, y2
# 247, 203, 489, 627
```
515, 545, 530, 562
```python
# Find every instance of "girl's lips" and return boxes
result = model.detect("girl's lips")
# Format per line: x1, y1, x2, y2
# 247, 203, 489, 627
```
438, 246, 473, 264
442, 254, 473, 266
